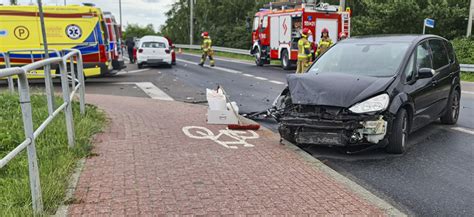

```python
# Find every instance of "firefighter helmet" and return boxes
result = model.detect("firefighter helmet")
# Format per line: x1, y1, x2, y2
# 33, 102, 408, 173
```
201, 32, 209, 37
321, 28, 329, 34
302, 28, 312, 36
339, 32, 347, 39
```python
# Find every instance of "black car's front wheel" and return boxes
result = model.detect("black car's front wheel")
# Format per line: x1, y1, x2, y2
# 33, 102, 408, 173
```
440, 89, 460, 125
386, 108, 408, 154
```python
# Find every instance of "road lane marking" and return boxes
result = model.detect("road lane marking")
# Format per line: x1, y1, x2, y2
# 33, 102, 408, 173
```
112, 82, 174, 101
254, 76, 268, 81
242, 73, 255, 77
178, 58, 242, 74
451, 127, 474, 135
179, 53, 254, 65
269, 80, 285, 85
462, 91, 474, 95
117, 69, 149, 75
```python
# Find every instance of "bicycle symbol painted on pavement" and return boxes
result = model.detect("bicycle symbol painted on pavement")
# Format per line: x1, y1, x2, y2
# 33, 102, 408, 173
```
182, 126, 259, 149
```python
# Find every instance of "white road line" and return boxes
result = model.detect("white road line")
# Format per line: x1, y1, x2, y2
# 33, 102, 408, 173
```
178, 59, 242, 74
117, 69, 149, 75
462, 91, 474, 95
269, 80, 285, 85
112, 82, 174, 101
451, 127, 474, 135
242, 73, 255, 77
179, 53, 254, 65
254, 76, 268, 81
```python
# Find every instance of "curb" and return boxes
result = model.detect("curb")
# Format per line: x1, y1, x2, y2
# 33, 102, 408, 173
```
53, 158, 86, 217
281, 139, 406, 216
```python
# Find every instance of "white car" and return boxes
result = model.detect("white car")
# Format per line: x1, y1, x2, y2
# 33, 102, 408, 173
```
136, 36, 172, 68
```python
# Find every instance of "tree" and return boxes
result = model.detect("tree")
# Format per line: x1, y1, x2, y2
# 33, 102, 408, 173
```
10, 0, 17, 5
123, 24, 157, 39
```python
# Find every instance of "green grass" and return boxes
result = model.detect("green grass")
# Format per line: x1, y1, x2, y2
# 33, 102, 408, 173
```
181, 48, 283, 65
461, 72, 474, 82
0, 93, 106, 216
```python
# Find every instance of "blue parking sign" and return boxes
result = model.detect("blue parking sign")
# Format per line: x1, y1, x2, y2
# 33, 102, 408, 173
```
424, 18, 435, 28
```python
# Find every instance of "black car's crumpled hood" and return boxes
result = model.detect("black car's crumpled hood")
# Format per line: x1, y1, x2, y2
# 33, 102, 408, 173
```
286, 72, 395, 108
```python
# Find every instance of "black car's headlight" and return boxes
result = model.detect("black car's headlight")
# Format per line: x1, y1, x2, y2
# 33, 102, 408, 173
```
349, 93, 390, 114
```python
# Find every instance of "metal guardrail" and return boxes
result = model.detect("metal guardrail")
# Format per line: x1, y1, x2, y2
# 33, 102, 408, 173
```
460, 64, 474, 72
175, 44, 251, 56
0, 49, 86, 214
175, 44, 474, 73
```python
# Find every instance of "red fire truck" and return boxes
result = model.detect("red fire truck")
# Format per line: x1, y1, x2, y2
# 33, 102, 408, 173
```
250, 2, 351, 69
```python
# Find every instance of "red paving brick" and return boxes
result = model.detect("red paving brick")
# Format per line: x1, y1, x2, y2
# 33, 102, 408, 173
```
68, 94, 387, 216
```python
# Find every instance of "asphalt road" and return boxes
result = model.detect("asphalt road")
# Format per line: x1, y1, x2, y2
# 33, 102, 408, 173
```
2, 53, 473, 216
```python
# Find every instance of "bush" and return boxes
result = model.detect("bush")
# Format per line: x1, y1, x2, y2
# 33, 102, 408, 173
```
452, 37, 474, 64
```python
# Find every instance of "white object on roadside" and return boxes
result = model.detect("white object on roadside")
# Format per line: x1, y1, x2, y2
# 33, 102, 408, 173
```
227, 102, 239, 114
206, 88, 238, 125
206, 88, 226, 110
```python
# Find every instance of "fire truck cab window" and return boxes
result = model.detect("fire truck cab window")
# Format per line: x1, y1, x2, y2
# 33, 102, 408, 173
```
253, 17, 260, 31
262, 16, 268, 29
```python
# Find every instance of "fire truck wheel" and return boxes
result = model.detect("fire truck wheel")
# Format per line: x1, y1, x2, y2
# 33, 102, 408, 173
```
254, 47, 264, 66
281, 49, 292, 70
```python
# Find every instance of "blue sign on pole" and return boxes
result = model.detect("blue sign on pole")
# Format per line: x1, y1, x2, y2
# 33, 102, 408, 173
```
425, 18, 435, 28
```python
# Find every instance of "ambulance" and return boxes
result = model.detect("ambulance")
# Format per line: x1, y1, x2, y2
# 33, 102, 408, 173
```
250, 2, 351, 70
0, 4, 112, 77
104, 11, 125, 70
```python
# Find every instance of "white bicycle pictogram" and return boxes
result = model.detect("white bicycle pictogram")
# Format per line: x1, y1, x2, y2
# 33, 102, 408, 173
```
182, 126, 259, 149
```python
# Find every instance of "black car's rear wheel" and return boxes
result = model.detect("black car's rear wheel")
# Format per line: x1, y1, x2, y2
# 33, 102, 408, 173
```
440, 90, 460, 125
386, 108, 408, 154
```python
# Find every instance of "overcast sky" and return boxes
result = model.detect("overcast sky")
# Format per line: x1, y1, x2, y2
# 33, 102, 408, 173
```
5, 0, 175, 31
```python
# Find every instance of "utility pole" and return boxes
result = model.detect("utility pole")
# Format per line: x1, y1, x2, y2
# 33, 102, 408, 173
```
468, 0, 473, 37
190, 0, 193, 45
119, 0, 123, 31
38, 0, 55, 115
340, 0, 345, 10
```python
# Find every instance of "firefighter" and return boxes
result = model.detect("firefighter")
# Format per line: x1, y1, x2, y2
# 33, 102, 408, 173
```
296, 28, 312, 74
125, 37, 135, 63
316, 28, 333, 57
199, 32, 215, 67
338, 32, 347, 41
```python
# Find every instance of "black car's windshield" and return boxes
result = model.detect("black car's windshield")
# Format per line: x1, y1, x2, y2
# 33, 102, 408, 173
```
308, 42, 411, 77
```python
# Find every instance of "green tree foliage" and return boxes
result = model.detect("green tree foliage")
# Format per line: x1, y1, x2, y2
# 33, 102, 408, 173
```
348, 0, 469, 39
160, 0, 470, 48
160, 0, 271, 48
452, 37, 474, 64
123, 24, 157, 39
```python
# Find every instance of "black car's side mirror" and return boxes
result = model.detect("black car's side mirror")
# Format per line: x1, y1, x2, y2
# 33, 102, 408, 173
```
417, 68, 435, 79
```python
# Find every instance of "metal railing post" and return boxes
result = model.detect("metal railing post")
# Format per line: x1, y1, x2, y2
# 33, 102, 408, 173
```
4, 53, 15, 92
59, 59, 75, 147
17, 72, 44, 214
69, 56, 76, 89
76, 53, 86, 115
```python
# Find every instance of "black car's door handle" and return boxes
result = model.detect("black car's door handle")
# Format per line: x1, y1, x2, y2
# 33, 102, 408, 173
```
432, 80, 438, 86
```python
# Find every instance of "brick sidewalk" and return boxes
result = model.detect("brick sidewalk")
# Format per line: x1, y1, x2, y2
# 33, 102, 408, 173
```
67, 94, 389, 216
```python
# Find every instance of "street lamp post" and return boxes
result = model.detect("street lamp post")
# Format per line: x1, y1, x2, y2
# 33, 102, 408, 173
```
190, 0, 193, 45
468, 0, 473, 37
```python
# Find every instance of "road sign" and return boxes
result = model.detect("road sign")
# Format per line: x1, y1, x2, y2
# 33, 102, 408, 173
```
425, 18, 435, 28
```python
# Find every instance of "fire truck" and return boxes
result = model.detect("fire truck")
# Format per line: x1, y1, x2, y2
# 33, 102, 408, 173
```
250, 1, 351, 70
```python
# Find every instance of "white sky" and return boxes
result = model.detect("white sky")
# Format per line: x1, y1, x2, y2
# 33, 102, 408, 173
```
3, 0, 175, 31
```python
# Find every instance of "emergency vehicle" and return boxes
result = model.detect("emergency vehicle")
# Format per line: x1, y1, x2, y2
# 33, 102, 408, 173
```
0, 4, 112, 77
104, 11, 125, 70
251, 2, 351, 70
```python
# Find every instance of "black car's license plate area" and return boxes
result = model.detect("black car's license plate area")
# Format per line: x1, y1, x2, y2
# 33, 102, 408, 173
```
296, 131, 345, 146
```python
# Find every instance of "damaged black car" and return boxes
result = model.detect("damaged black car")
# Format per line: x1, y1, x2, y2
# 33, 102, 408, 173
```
274, 35, 461, 154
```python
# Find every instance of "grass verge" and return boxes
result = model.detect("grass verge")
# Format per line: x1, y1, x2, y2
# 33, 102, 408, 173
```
461, 72, 474, 82
181, 48, 283, 65
0, 93, 106, 216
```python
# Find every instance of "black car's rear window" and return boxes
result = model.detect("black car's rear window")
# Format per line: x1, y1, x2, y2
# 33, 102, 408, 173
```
308, 42, 411, 77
